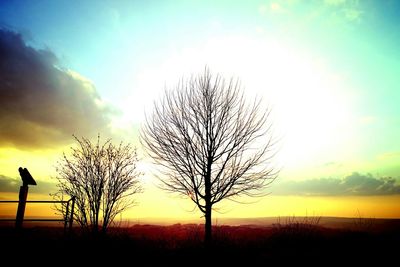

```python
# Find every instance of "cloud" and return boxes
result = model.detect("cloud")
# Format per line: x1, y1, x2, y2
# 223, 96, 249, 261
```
273, 172, 400, 196
259, 1, 291, 16
324, 0, 346, 6
360, 116, 376, 125
324, 0, 364, 23
0, 28, 114, 149
323, 161, 342, 168
0, 175, 20, 192
377, 152, 400, 161
0, 174, 57, 195
343, 8, 363, 22
261, 0, 364, 25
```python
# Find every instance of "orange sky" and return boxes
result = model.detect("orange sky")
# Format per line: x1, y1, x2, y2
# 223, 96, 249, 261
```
1, 0, 400, 222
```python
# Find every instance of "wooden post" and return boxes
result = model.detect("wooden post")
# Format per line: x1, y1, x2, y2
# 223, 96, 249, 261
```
15, 185, 29, 229
16, 167, 36, 229
69, 196, 75, 231
64, 200, 70, 233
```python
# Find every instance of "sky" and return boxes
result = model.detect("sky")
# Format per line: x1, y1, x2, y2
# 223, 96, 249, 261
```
0, 0, 400, 221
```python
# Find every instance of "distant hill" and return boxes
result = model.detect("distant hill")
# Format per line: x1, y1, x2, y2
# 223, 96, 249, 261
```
2, 215, 399, 231
116, 216, 400, 232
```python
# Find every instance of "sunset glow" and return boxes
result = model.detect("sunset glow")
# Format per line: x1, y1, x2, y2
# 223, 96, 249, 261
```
1, 0, 399, 222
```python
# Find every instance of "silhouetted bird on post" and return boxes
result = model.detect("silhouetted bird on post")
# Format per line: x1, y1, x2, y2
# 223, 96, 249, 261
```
18, 167, 36, 186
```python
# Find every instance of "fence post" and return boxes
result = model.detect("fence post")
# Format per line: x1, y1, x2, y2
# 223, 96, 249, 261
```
69, 196, 75, 231
15, 167, 37, 229
64, 200, 70, 233
15, 185, 29, 229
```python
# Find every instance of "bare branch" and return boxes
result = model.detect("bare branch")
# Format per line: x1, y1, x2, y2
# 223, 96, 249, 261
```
141, 67, 279, 243
54, 135, 143, 234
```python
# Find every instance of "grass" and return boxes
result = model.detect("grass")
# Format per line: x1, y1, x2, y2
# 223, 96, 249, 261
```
0, 218, 398, 265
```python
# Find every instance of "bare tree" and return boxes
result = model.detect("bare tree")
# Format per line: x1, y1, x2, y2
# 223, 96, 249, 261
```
141, 68, 278, 244
54, 135, 143, 234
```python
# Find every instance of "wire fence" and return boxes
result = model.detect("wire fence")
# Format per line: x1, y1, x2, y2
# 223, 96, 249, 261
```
0, 197, 75, 231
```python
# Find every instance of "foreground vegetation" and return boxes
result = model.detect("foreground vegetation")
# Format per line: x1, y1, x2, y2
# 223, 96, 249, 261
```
0, 220, 398, 265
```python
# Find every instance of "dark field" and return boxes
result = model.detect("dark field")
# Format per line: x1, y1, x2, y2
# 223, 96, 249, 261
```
0, 218, 399, 265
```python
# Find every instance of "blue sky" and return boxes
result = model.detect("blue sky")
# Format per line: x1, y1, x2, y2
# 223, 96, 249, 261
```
1, 0, 400, 218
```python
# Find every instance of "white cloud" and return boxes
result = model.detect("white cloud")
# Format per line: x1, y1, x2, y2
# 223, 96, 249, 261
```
360, 116, 377, 125
258, 4, 268, 15
324, 0, 346, 6
273, 172, 400, 196
344, 8, 363, 22
377, 152, 400, 161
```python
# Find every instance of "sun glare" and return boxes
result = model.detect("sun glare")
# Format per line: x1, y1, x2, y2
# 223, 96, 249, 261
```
121, 34, 355, 177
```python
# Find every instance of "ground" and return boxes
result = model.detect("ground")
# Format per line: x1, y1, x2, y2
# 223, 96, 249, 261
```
0, 219, 398, 265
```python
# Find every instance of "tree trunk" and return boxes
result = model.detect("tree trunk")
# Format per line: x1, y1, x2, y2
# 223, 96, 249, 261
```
205, 202, 212, 245
93, 208, 100, 234
205, 155, 212, 245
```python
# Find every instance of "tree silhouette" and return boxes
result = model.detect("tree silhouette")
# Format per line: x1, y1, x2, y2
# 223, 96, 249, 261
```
141, 68, 278, 244
54, 135, 142, 234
